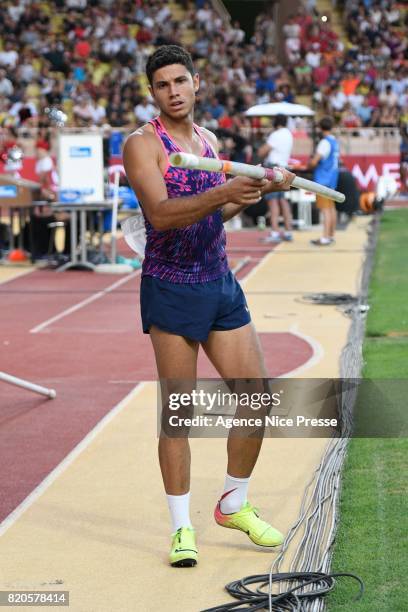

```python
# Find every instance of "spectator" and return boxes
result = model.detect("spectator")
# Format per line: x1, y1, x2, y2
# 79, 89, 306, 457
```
379, 84, 398, 108
340, 103, 362, 128
0, 69, 13, 97
227, 59, 246, 85
348, 88, 365, 112
283, 15, 301, 40
393, 72, 408, 97
206, 96, 225, 121
294, 4, 313, 37
196, 2, 212, 29
356, 97, 372, 126
43, 41, 69, 74
74, 36, 91, 60
193, 35, 210, 59
306, 44, 321, 69
399, 86, 408, 113
341, 71, 360, 96
9, 93, 38, 126
73, 94, 106, 125
308, 116, 340, 246
0, 42, 18, 70
304, 23, 321, 52
257, 114, 294, 243
280, 85, 295, 104
228, 21, 245, 46
134, 96, 157, 124
285, 35, 301, 64
218, 110, 234, 130
294, 58, 312, 94
366, 84, 380, 110
329, 85, 347, 114
255, 69, 275, 96
379, 104, 399, 128
201, 111, 218, 131
313, 57, 332, 89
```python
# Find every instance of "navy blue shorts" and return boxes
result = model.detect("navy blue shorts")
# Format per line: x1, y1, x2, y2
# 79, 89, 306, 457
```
140, 271, 251, 342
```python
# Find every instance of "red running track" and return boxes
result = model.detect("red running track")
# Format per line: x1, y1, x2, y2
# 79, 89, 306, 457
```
0, 233, 313, 523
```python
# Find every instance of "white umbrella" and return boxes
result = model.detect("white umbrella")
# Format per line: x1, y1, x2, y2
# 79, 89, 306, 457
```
245, 102, 315, 117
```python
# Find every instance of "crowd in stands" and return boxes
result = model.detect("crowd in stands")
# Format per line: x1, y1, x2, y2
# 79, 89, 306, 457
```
282, 1, 407, 130
0, 0, 406, 163
0, 0, 295, 162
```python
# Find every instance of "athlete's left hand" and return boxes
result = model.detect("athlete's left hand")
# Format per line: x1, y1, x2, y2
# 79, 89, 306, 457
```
262, 167, 295, 194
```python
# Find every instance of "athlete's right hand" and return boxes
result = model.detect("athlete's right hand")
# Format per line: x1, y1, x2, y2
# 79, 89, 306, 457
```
222, 176, 268, 206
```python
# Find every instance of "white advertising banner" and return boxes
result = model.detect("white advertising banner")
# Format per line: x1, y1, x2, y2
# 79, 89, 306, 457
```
58, 133, 104, 203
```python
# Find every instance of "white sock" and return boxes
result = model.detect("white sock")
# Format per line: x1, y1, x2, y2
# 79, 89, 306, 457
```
220, 474, 250, 514
166, 492, 192, 532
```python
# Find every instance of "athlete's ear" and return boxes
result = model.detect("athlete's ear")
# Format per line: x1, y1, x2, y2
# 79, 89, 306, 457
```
193, 73, 199, 93
148, 84, 155, 100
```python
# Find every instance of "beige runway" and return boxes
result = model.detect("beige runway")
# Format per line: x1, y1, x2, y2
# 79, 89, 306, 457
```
0, 219, 371, 611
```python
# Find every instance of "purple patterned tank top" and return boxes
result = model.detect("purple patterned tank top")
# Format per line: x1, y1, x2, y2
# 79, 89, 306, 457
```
141, 116, 229, 283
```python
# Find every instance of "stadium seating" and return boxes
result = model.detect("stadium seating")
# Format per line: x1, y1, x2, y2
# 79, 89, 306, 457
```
0, 0, 405, 163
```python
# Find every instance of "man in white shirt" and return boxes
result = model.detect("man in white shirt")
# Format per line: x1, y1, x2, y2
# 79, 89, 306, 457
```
0, 69, 13, 97
156, 3, 171, 25
134, 96, 157, 125
348, 91, 364, 111
379, 85, 398, 108
0, 42, 18, 70
329, 86, 347, 113
196, 3, 212, 26
73, 95, 106, 126
258, 114, 294, 242
282, 16, 301, 40
305, 44, 321, 69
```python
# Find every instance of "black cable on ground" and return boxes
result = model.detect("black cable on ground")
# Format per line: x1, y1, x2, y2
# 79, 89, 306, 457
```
298, 293, 357, 305
200, 571, 364, 612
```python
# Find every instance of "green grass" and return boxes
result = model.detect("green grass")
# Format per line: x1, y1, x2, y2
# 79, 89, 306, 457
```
363, 337, 408, 379
327, 439, 407, 611
327, 211, 408, 611
365, 210, 408, 337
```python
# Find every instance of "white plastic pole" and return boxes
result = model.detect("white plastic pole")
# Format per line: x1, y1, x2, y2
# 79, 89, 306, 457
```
110, 170, 120, 264
0, 372, 56, 399
169, 152, 345, 203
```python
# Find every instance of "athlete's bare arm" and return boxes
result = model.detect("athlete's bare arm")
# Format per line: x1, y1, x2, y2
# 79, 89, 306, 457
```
199, 127, 295, 223
123, 126, 268, 231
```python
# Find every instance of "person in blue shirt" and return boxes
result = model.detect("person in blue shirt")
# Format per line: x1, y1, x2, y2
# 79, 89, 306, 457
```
356, 98, 372, 126
206, 96, 225, 120
255, 70, 276, 95
308, 116, 340, 246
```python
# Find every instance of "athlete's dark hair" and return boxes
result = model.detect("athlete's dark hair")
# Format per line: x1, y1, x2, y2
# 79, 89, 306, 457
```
146, 45, 195, 86
273, 114, 287, 128
319, 116, 334, 131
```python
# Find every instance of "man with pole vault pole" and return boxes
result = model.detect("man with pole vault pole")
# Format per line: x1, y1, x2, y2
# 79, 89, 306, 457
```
123, 44, 295, 568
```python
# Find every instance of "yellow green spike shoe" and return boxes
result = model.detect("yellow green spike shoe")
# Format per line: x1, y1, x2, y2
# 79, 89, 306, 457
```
214, 500, 284, 547
169, 527, 198, 567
